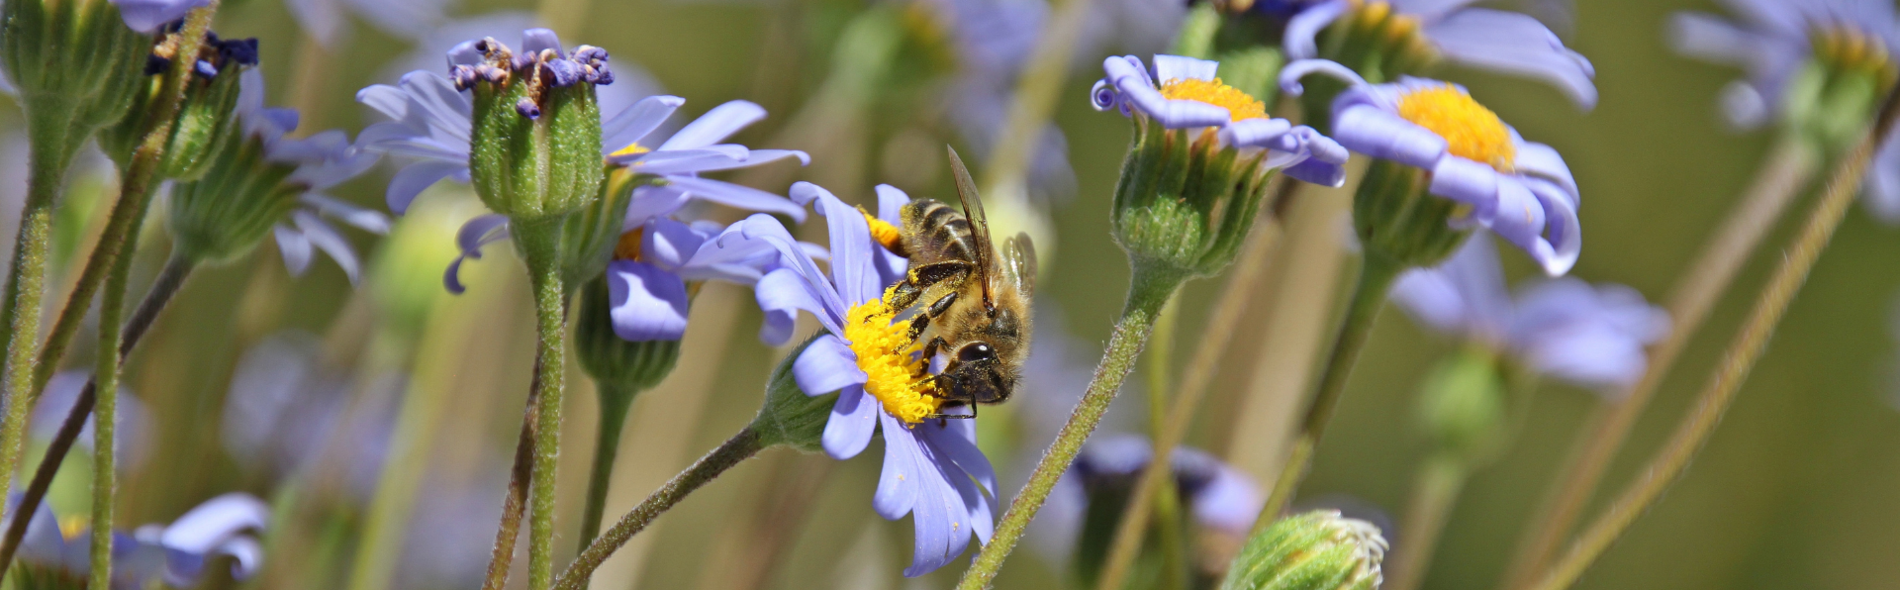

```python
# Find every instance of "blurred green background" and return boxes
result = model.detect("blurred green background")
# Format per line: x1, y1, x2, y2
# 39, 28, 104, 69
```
5, 0, 1900, 588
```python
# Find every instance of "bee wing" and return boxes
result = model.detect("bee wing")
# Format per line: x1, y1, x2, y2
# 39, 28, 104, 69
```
946, 146, 996, 304
1001, 232, 1036, 299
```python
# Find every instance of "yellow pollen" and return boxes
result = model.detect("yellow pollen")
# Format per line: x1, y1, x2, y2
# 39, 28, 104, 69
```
58, 516, 87, 540
1158, 78, 1268, 121
1397, 85, 1516, 172
610, 142, 651, 159
862, 207, 906, 253
845, 289, 942, 424
614, 228, 644, 261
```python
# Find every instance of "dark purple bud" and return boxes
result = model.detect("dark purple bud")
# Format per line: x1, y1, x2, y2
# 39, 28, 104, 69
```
546, 59, 582, 87
516, 98, 541, 119
218, 37, 259, 66
594, 68, 614, 85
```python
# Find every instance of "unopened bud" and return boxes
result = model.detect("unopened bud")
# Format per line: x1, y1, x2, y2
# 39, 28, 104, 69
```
461, 29, 610, 223
750, 337, 838, 453
1219, 510, 1386, 590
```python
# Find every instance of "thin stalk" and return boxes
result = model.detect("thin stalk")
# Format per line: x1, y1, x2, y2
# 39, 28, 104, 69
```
1384, 453, 1466, 590
84, 194, 161, 590
481, 353, 544, 590
956, 267, 1183, 590
1254, 252, 1404, 531
579, 383, 637, 552
1500, 136, 1820, 589
1524, 86, 1900, 590
552, 427, 766, 590
1094, 204, 1286, 590
523, 223, 569, 590
0, 255, 194, 579
1101, 298, 1186, 590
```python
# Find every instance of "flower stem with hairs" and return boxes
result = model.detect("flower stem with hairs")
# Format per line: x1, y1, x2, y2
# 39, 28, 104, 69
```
956, 267, 1184, 590
483, 353, 545, 590
86, 172, 164, 590
1499, 136, 1820, 589
516, 219, 571, 590
1255, 252, 1405, 530
579, 383, 636, 553
1524, 85, 1900, 590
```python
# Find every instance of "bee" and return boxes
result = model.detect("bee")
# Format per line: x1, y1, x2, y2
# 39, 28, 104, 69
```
877, 147, 1036, 419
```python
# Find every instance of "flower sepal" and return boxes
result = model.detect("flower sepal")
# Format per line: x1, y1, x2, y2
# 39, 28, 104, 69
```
559, 166, 642, 290
99, 28, 258, 181
1354, 158, 1473, 269
1111, 115, 1277, 281
1218, 510, 1387, 590
1, 0, 150, 166
751, 337, 838, 454
575, 273, 682, 396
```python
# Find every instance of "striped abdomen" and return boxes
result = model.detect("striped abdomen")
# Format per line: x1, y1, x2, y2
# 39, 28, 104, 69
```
899, 199, 979, 266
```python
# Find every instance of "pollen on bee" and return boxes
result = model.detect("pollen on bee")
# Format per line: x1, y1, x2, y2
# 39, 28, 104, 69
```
845, 288, 942, 424
861, 208, 906, 253
1158, 78, 1269, 122
1397, 85, 1517, 172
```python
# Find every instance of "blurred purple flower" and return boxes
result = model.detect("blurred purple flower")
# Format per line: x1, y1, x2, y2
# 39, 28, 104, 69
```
231, 71, 389, 283
112, 0, 212, 33
704, 183, 995, 576
1066, 434, 1265, 535
11, 492, 268, 589
1392, 235, 1670, 393
1281, 0, 1596, 108
1669, 0, 1900, 222
30, 371, 151, 472
922, 0, 1079, 203
1091, 54, 1351, 187
221, 331, 398, 499
284, 0, 449, 47
1283, 62, 1583, 275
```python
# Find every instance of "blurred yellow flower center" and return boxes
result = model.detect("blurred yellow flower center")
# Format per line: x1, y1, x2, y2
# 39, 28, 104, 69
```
846, 291, 941, 424
1159, 78, 1268, 121
610, 142, 652, 158
1398, 86, 1516, 172
613, 227, 643, 261
59, 516, 87, 540
1814, 26, 1898, 88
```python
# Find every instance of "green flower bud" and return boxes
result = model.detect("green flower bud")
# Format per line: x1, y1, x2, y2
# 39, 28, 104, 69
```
98, 28, 258, 180
574, 274, 680, 396
1111, 116, 1277, 282
460, 31, 609, 223
1416, 346, 1505, 461
1785, 26, 1897, 153
1353, 159, 1472, 270
559, 166, 640, 290
1220, 511, 1387, 590
0, 0, 149, 160
750, 337, 838, 453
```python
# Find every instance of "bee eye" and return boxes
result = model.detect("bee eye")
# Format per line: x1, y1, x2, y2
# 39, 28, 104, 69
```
957, 343, 995, 363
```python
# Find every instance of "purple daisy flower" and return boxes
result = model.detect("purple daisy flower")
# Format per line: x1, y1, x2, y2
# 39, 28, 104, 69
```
701, 182, 996, 577
1281, 0, 1597, 109
11, 492, 268, 589
1282, 60, 1583, 275
1392, 234, 1670, 392
1669, 0, 1900, 222
1090, 54, 1352, 187
1063, 434, 1265, 535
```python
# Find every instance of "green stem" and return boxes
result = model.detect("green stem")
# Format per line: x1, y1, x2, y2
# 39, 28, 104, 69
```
86, 207, 153, 590
552, 427, 765, 590
519, 219, 569, 590
956, 266, 1183, 590
0, 122, 75, 506
482, 352, 544, 590
1254, 252, 1404, 532
1093, 300, 1185, 590
1384, 453, 1467, 590
0, 255, 193, 580
578, 383, 636, 554
1524, 86, 1900, 590
1499, 136, 1820, 590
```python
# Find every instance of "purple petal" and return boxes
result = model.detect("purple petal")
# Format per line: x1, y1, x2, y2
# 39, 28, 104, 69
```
794, 334, 868, 396
160, 494, 269, 554
1278, 58, 1368, 97
456, 214, 511, 257
823, 384, 878, 459
520, 28, 563, 57
755, 270, 825, 345
602, 95, 687, 155
1151, 54, 1219, 83
793, 182, 882, 305
1427, 155, 1501, 210
292, 212, 363, 284
875, 414, 924, 519
273, 225, 312, 277
606, 261, 691, 341
724, 215, 847, 325
625, 185, 693, 230
1426, 9, 1597, 109
658, 100, 767, 151
664, 176, 807, 222
1523, 177, 1582, 276
112, 0, 213, 32
1332, 104, 1448, 168
1103, 56, 1232, 128
874, 184, 908, 223
1285, 158, 1347, 187
1866, 136, 1900, 224
1285, 0, 1351, 59
641, 218, 710, 270
1217, 117, 1294, 149
301, 194, 392, 234
918, 419, 995, 495
386, 161, 468, 214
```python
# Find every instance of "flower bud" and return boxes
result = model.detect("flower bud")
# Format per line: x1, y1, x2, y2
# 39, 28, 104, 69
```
1, 0, 149, 160
1416, 346, 1505, 461
1111, 115, 1279, 280
1219, 510, 1386, 590
1785, 26, 1897, 154
1353, 159, 1472, 270
98, 27, 258, 181
559, 166, 640, 290
750, 337, 838, 453
459, 30, 610, 223
575, 274, 680, 396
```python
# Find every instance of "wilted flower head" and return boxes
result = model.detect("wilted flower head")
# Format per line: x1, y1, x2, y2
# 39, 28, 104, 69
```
1670, 0, 1900, 221
1392, 235, 1670, 392
1283, 61, 1581, 274
11, 493, 268, 590
705, 183, 995, 576
1279, 0, 1596, 109
1092, 54, 1349, 278
98, 25, 259, 180
169, 70, 386, 282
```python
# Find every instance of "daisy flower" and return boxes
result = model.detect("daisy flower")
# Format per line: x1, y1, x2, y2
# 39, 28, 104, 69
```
11, 493, 268, 589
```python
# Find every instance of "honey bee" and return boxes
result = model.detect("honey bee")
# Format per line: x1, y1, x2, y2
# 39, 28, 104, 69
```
879, 147, 1036, 418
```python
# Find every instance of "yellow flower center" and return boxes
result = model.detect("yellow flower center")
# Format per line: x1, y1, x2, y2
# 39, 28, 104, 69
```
59, 516, 87, 540
1397, 85, 1516, 172
1159, 78, 1269, 122
610, 142, 652, 159
613, 227, 643, 261
1814, 25, 1899, 88
844, 290, 941, 424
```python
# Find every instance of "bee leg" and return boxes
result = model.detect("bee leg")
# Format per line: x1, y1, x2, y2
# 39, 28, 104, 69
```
919, 336, 949, 369
888, 280, 925, 311
906, 313, 932, 342
889, 261, 974, 310
905, 292, 959, 342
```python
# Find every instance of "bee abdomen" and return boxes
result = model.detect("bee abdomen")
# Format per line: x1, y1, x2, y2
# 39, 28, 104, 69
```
902, 200, 978, 264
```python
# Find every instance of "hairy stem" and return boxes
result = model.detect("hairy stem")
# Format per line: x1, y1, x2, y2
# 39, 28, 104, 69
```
84, 195, 163, 590
552, 427, 765, 590
578, 383, 637, 554
1254, 253, 1403, 530
523, 223, 569, 590
1500, 137, 1819, 589
956, 267, 1183, 590
1524, 86, 1900, 590
0, 255, 193, 579
482, 353, 544, 590
0, 116, 75, 508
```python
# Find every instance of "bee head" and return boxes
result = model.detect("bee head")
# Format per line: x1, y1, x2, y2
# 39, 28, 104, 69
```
942, 342, 1017, 404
